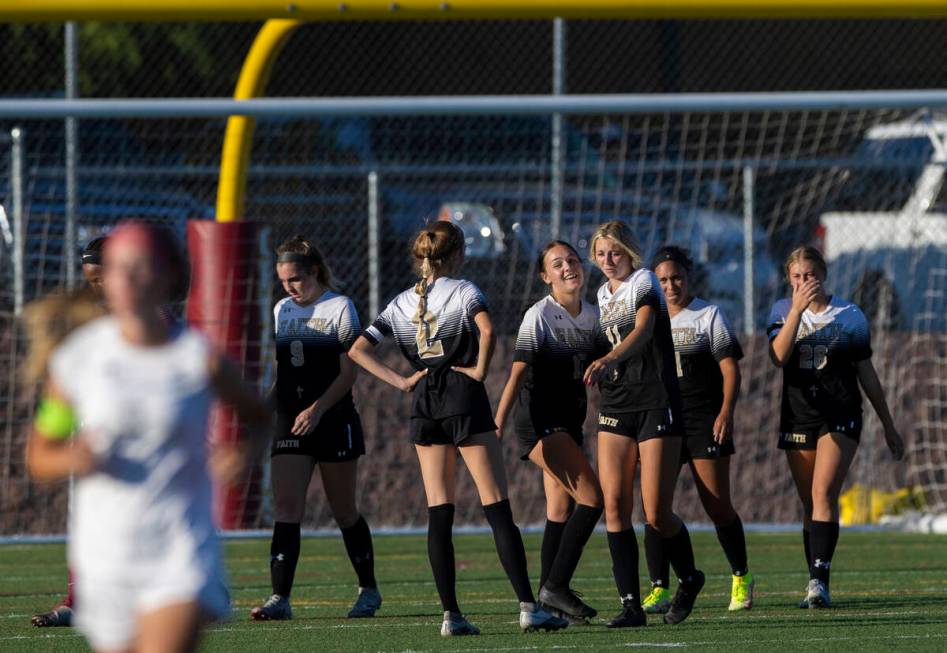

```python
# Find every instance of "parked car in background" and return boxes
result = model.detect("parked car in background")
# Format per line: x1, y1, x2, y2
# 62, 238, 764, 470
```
820, 116, 947, 331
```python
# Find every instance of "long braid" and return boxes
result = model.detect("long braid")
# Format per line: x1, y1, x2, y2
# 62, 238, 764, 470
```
410, 224, 463, 352
414, 233, 437, 343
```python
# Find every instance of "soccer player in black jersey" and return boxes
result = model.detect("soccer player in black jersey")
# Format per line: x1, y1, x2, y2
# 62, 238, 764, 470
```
584, 221, 704, 628
768, 246, 904, 608
250, 235, 380, 621
349, 221, 567, 636
31, 235, 108, 629
495, 241, 604, 623
646, 246, 753, 614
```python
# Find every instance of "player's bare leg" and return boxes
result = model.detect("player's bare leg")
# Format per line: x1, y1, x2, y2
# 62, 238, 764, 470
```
136, 601, 202, 653
458, 433, 567, 633
251, 455, 315, 621
806, 433, 858, 608
321, 460, 381, 617
690, 458, 753, 610
786, 449, 817, 607
530, 433, 603, 622
640, 436, 704, 625
598, 432, 646, 628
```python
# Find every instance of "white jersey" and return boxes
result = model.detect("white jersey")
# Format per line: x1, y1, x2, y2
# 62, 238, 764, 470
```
513, 295, 601, 409
364, 277, 487, 378
670, 298, 743, 413
49, 316, 227, 627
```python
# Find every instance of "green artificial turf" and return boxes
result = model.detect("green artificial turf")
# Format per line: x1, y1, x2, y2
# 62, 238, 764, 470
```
2, 530, 946, 652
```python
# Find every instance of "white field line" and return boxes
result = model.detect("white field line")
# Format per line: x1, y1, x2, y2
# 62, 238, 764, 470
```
372, 633, 947, 653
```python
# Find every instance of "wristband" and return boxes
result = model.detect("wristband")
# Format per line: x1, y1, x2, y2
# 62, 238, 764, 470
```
34, 397, 77, 441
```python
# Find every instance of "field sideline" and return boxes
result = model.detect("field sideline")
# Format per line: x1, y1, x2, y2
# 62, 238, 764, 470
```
2, 531, 946, 652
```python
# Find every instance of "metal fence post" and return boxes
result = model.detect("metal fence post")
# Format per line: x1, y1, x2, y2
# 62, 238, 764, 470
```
742, 165, 755, 335
65, 21, 79, 288
549, 17, 566, 239
11, 128, 24, 317
367, 170, 380, 320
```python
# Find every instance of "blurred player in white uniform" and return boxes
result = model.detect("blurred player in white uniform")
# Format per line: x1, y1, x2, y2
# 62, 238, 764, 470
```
767, 246, 903, 609
349, 221, 567, 636
26, 222, 269, 653
250, 235, 380, 621
495, 240, 604, 623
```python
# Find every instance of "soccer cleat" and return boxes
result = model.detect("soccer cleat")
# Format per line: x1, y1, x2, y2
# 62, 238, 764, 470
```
641, 586, 671, 614
538, 586, 597, 621
347, 586, 382, 618
440, 611, 480, 636
541, 604, 590, 625
805, 579, 831, 609
728, 572, 755, 611
606, 598, 647, 628
797, 585, 811, 609
31, 605, 73, 628
250, 594, 292, 621
519, 602, 569, 633
663, 570, 705, 625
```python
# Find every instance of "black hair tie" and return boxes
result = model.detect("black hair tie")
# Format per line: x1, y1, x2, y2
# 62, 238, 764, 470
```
277, 252, 316, 266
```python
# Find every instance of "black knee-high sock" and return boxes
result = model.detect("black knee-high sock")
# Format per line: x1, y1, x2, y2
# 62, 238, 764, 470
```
427, 504, 460, 613
715, 516, 749, 576
809, 520, 840, 586
270, 521, 301, 597
539, 520, 567, 590
803, 528, 813, 569
606, 528, 640, 602
483, 499, 535, 604
545, 504, 602, 591
665, 522, 698, 585
644, 524, 670, 589
341, 515, 377, 589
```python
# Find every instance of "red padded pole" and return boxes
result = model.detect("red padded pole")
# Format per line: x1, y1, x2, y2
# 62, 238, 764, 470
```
186, 220, 263, 529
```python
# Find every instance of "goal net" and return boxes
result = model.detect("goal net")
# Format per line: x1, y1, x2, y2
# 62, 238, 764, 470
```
1, 20, 945, 535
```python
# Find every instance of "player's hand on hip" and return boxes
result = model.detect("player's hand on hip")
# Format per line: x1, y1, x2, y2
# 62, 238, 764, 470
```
712, 409, 733, 444
401, 368, 428, 393
884, 426, 905, 461
291, 405, 321, 436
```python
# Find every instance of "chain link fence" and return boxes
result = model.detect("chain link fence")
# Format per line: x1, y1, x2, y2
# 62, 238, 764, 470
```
2, 19, 947, 535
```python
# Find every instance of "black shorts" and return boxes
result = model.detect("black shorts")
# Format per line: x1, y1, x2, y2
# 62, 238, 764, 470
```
272, 408, 366, 462
680, 410, 735, 462
411, 372, 497, 446
597, 407, 678, 442
514, 412, 585, 461
777, 414, 862, 451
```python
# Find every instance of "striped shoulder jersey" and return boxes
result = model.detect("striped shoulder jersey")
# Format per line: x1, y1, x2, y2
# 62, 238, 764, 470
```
596, 268, 681, 413
364, 277, 488, 376
513, 295, 601, 410
766, 296, 871, 424
274, 291, 359, 416
670, 297, 743, 413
